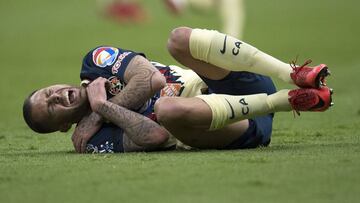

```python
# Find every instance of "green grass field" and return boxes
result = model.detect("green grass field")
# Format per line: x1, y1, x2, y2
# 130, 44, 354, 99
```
1, 0, 360, 202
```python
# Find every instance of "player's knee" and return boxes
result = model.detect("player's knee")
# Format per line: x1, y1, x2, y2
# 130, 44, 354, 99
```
154, 97, 176, 123
167, 27, 192, 57
155, 97, 188, 125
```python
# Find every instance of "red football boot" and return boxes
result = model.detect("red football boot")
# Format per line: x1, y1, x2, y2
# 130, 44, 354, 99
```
290, 59, 330, 88
288, 86, 333, 113
164, 0, 186, 15
105, 1, 147, 23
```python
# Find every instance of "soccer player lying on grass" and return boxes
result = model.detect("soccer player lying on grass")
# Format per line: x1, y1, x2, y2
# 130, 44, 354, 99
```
23, 27, 333, 153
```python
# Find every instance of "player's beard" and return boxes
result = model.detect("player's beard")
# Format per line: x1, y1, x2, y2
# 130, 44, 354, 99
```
69, 88, 91, 123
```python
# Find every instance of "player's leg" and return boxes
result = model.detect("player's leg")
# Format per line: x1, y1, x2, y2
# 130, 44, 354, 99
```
168, 27, 231, 80
168, 27, 330, 88
197, 86, 333, 131
155, 96, 252, 148
155, 86, 333, 144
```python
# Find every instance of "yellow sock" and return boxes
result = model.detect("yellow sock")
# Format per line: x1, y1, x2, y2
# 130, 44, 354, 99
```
196, 90, 291, 130
219, 0, 245, 38
189, 28, 293, 84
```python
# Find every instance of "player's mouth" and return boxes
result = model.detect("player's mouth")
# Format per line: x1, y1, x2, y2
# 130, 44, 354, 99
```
62, 88, 79, 107
67, 90, 76, 105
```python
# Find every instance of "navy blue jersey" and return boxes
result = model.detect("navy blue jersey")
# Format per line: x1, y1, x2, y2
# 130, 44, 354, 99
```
81, 46, 185, 153
80, 46, 185, 119
81, 46, 141, 98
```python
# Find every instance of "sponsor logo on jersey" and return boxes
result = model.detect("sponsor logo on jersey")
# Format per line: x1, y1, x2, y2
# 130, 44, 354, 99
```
161, 83, 183, 97
112, 51, 131, 74
107, 76, 124, 95
92, 47, 119, 67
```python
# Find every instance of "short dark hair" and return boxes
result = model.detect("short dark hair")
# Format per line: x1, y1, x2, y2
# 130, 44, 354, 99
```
23, 90, 53, 133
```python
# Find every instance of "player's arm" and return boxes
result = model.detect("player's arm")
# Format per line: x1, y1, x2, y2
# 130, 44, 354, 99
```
72, 55, 166, 153
110, 55, 166, 109
86, 77, 169, 149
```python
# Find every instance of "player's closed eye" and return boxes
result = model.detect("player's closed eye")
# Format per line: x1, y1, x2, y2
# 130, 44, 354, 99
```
46, 89, 52, 98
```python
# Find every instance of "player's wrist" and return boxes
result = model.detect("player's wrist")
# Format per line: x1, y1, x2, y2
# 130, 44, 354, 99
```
90, 111, 105, 124
89, 99, 105, 114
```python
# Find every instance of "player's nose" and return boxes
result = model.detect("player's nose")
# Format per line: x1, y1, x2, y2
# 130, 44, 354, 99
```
48, 93, 61, 104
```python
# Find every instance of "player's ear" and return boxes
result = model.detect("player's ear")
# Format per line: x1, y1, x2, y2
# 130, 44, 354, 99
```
59, 123, 72, 132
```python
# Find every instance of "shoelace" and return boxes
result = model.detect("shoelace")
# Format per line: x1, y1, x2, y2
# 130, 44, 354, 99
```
290, 58, 313, 74
292, 109, 301, 117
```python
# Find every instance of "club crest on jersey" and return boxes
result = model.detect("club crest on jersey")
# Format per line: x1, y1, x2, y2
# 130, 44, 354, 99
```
107, 76, 124, 95
92, 47, 119, 68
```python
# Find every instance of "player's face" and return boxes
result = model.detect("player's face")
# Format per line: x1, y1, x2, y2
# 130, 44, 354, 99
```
30, 84, 89, 132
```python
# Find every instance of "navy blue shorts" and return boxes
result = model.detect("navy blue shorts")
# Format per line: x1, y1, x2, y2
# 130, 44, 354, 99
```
199, 71, 276, 149
86, 123, 125, 153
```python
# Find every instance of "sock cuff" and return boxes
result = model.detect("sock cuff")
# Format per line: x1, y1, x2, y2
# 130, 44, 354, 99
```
196, 94, 229, 131
267, 89, 292, 112
189, 28, 219, 62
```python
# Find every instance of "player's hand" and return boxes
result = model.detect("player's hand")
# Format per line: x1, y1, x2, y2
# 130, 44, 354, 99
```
71, 112, 103, 153
86, 77, 109, 113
